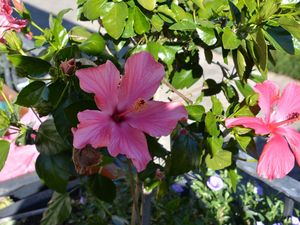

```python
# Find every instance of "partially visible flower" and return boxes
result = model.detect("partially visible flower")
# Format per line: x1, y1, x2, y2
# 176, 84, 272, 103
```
206, 175, 224, 191
171, 183, 184, 193
256, 222, 264, 225
253, 183, 264, 196
226, 81, 300, 180
72, 52, 187, 172
272, 223, 283, 225
12, 0, 25, 13
155, 168, 165, 180
60, 59, 76, 76
291, 216, 300, 225
0, 0, 27, 42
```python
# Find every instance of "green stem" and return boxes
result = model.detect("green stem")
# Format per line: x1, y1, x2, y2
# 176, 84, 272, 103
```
31, 21, 44, 33
27, 76, 53, 81
53, 82, 69, 109
128, 161, 140, 225
0, 90, 14, 114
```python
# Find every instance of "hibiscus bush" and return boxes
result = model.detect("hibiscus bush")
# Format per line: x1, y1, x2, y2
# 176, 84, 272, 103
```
0, 0, 300, 224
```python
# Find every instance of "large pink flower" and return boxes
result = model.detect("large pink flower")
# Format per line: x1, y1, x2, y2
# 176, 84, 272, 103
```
0, 0, 27, 42
226, 80, 300, 180
72, 52, 187, 172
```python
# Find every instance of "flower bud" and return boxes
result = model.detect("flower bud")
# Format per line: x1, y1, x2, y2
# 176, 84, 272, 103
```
60, 59, 76, 76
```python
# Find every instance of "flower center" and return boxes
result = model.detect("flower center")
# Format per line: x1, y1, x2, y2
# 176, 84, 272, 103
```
111, 98, 147, 123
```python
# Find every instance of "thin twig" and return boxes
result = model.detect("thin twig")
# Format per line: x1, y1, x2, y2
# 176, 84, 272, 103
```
30, 107, 42, 124
162, 78, 193, 105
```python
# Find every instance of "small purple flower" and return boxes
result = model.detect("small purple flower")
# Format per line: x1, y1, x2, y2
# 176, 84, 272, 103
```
171, 183, 185, 193
206, 175, 224, 191
291, 216, 300, 225
272, 223, 283, 225
256, 222, 264, 225
253, 183, 264, 196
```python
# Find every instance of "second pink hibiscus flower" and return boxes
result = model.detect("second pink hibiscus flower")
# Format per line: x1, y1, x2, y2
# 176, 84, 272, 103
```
72, 51, 187, 172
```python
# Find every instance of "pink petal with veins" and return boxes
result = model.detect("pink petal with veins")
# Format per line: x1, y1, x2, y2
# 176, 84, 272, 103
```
76, 61, 120, 114
254, 80, 280, 123
108, 122, 151, 172
72, 110, 112, 149
225, 117, 269, 135
127, 101, 187, 137
257, 134, 294, 180
118, 52, 165, 111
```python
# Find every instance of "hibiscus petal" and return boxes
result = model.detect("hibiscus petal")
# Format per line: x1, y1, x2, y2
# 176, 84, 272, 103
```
257, 134, 294, 180
127, 101, 187, 137
75, 61, 120, 113
275, 127, 300, 167
225, 117, 269, 135
72, 110, 112, 149
108, 122, 151, 172
273, 82, 300, 122
118, 52, 165, 111
254, 80, 280, 123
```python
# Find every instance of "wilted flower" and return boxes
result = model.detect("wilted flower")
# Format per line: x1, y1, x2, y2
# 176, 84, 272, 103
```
0, 0, 27, 42
206, 175, 224, 191
72, 52, 187, 172
226, 81, 300, 180
60, 58, 76, 75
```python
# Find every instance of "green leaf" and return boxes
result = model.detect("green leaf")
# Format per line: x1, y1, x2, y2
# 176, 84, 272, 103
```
151, 15, 164, 32
123, 7, 135, 38
264, 26, 294, 54
169, 20, 197, 31
137, 0, 156, 11
169, 134, 202, 175
87, 174, 116, 203
52, 18, 69, 49
146, 135, 169, 158
196, 27, 217, 46
79, 33, 106, 55
102, 2, 128, 39
253, 29, 268, 72
186, 105, 205, 122
36, 152, 74, 193
0, 110, 10, 131
228, 168, 239, 192
35, 119, 70, 155
234, 134, 252, 151
171, 69, 201, 89
0, 140, 10, 171
8, 55, 51, 77
205, 111, 220, 136
4, 31, 22, 51
133, 6, 150, 35
233, 49, 246, 80
228, 0, 241, 24
222, 27, 241, 50
69, 26, 91, 42
41, 192, 72, 225
278, 16, 300, 41
205, 149, 232, 170
83, 0, 107, 20
211, 96, 223, 115
15, 81, 48, 107
53, 46, 80, 65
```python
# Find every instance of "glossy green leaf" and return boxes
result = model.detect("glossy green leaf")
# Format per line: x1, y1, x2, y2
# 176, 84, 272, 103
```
69, 26, 91, 42
205, 149, 232, 170
211, 96, 223, 115
36, 152, 74, 193
35, 119, 70, 155
15, 81, 48, 107
133, 6, 150, 35
264, 26, 294, 54
102, 2, 128, 39
196, 27, 217, 46
205, 111, 220, 136
222, 27, 241, 50
0, 140, 10, 171
87, 174, 116, 203
169, 133, 202, 175
235, 134, 252, 151
186, 105, 205, 122
123, 7, 135, 38
169, 20, 197, 31
52, 17, 69, 49
233, 49, 246, 80
137, 0, 156, 11
278, 16, 300, 41
171, 69, 200, 89
83, 0, 107, 20
254, 29, 268, 72
151, 15, 164, 32
41, 192, 72, 225
79, 33, 105, 55
8, 55, 51, 77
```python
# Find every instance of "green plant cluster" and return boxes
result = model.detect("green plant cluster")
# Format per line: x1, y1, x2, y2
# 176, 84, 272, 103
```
0, 0, 299, 224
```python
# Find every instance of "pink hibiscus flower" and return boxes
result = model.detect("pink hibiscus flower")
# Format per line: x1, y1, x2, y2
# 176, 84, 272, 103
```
0, 0, 27, 42
72, 52, 187, 172
226, 80, 300, 180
